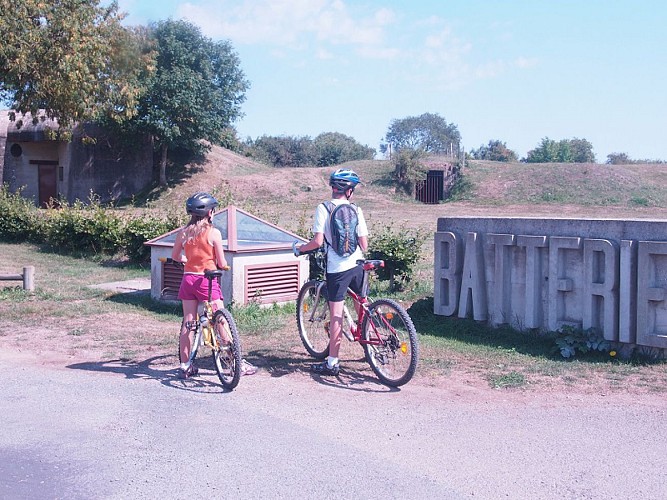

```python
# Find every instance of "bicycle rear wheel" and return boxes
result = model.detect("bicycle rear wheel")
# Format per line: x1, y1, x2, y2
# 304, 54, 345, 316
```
296, 280, 330, 359
362, 298, 419, 387
212, 308, 242, 390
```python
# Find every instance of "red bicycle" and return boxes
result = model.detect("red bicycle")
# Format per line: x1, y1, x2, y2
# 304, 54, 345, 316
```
295, 246, 419, 387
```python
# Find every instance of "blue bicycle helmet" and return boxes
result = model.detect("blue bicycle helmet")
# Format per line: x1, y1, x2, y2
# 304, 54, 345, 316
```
186, 192, 218, 217
329, 168, 360, 192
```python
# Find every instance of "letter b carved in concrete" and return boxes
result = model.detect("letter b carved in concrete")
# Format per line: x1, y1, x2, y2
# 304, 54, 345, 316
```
434, 231, 462, 316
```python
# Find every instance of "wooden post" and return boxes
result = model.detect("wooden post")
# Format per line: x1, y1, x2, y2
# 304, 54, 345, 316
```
23, 266, 35, 292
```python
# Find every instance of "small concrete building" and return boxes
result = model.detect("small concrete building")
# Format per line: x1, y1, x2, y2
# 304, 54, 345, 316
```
146, 205, 309, 306
1, 110, 153, 206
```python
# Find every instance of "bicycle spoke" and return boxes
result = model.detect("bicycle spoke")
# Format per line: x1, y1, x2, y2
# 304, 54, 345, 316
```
212, 309, 242, 390
362, 299, 418, 387
296, 280, 330, 359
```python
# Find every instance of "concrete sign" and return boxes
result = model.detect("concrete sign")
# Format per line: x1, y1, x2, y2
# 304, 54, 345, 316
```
434, 217, 667, 349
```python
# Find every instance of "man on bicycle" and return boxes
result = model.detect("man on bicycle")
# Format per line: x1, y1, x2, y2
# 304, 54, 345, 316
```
295, 169, 369, 376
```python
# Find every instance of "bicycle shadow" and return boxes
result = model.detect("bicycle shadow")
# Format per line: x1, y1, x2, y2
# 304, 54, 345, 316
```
248, 348, 399, 393
310, 363, 401, 393
66, 355, 232, 394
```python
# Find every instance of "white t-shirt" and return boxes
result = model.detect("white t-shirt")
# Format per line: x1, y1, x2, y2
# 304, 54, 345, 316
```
313, 199, 369, 274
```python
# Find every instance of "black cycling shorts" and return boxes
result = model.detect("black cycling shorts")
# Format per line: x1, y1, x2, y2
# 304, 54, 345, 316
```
326, 264, 364, 302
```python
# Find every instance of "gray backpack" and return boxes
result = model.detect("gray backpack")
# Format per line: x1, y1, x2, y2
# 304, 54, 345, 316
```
323, 201, 359, 257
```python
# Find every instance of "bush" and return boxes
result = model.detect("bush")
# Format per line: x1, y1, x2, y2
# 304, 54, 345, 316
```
43, 197, 125, 254
125, 215, 181, 263
0, 186, 181, 263
552, 326, 611, 359
367, 224, 428, 291
0, 185, 44, 243
391, 148, 427, 196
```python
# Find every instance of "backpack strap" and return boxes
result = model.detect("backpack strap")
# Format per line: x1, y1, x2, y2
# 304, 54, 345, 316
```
321, 202, 334, 250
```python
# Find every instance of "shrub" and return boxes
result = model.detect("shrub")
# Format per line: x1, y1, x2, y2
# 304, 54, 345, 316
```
0, 186, 181, 263
43, 197, 125, 254
391, 148, 427, 197
125, 215, 181, 263
367, 224, 429, 291
0, 185, 44, 243
553, 326, 611, 359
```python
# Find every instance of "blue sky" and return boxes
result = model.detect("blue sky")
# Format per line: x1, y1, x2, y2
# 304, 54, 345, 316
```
115, 0, 667, 162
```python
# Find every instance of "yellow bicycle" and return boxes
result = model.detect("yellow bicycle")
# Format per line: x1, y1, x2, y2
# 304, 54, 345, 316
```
161, 258, 242, 390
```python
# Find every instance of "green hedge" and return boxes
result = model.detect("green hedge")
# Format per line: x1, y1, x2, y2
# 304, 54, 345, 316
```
0, 185, 182, 263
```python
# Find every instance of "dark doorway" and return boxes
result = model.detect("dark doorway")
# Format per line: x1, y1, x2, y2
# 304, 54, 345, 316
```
415, 170, 444, 204
38, 164, 58, 207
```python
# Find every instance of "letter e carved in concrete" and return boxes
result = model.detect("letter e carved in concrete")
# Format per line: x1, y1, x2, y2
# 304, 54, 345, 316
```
548, 236, 582, 331
637, 241, 667, 349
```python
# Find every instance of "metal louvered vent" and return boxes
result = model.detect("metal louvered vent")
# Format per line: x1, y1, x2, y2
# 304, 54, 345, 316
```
161, 261, 183, 300
245, 262, 300, 304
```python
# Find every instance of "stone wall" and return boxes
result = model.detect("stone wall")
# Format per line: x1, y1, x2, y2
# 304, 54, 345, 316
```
434, 217, 667, 349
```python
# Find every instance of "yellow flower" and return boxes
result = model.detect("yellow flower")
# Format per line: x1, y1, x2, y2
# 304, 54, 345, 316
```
609, 350, 617, 357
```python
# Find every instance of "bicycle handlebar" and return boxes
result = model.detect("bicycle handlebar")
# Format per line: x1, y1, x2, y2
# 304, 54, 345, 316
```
293, 241, 323, 256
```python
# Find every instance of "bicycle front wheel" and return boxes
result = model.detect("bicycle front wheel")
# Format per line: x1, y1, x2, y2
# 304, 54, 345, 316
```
212, 308, 242, 390
180, 320, 201, 365
362, 299, 419, 387
296, 280, 330, 359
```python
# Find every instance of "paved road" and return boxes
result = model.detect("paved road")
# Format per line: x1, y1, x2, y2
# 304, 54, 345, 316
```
1, 351, 665, 500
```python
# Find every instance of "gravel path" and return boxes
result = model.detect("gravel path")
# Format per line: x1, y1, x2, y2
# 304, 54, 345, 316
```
1, 349, 665, 500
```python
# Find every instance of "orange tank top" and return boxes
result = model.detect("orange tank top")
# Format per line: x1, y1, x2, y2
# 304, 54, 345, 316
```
184, 227, 217, 273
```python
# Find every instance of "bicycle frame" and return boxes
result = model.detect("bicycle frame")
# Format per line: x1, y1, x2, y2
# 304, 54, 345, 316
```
307, 270, 396, 348
296, 246, 418, 386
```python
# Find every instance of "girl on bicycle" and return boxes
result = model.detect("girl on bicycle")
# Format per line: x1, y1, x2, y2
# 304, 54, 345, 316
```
171, 192, 256, 379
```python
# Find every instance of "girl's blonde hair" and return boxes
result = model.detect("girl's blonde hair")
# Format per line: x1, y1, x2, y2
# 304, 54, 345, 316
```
182, 214, 213, 245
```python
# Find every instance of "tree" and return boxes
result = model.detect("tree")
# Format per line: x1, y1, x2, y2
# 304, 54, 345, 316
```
524, 137, 557, 163
470, 140, 518, 162
312, 132, 375, 166
249, 135, 315, 167
606, 152, 632, 165
248, 132, 374, 167
568, 138, 596, 163
384, 113, 461, 154
132, 19, 249, 186
391, 148, 427, 197
524, 137, 596, 163
0, 0, 152, 129
606, 152, 666, 165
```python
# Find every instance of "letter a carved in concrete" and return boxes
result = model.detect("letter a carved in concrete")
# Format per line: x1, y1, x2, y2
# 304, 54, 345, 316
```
458, 232, 488, 320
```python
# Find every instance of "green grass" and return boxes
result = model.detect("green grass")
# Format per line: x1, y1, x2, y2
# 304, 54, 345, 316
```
459, 160, 667, 208
2, 235, 666, 393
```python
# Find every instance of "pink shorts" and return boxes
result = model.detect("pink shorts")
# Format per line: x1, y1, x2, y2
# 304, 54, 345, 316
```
178, 273, 223, 302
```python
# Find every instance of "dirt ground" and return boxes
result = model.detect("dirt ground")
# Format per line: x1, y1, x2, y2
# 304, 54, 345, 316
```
1, 292, 664, 404
3, 147, 667, 401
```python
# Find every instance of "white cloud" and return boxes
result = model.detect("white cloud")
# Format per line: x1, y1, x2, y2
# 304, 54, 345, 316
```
514, 56, 539, 69
174, 0, 533, 89
178, 0, 396, 54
